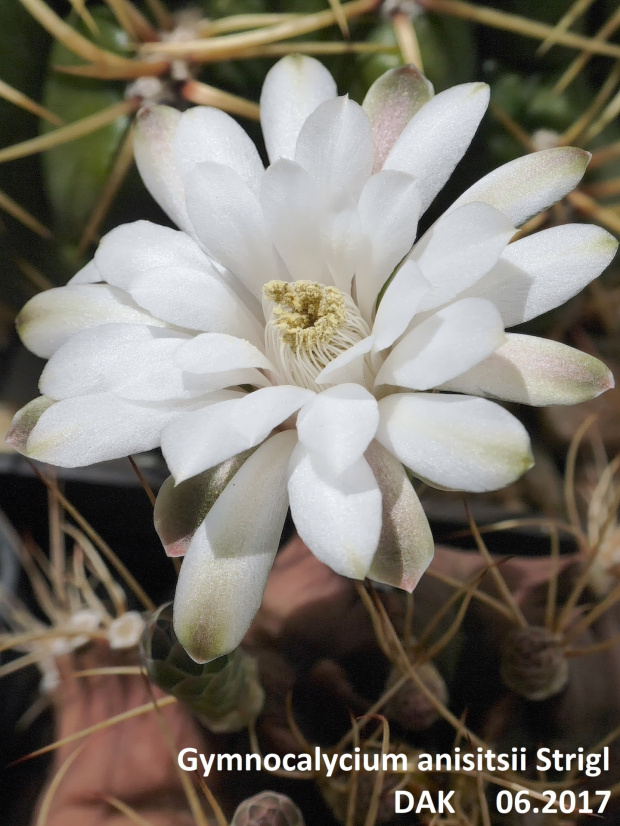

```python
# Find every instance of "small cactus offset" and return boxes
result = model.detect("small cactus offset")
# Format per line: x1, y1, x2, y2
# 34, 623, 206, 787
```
141, 602, 264, 732
230, 791, 305, 826
383, 658, 449, 731
500, 626, 569, 702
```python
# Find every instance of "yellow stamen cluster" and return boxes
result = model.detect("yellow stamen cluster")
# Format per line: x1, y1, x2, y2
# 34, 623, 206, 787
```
263, 280, 346, 351
263, 279, 371, 391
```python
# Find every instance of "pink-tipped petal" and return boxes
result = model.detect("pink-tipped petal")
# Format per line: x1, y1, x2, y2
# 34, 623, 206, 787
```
440, 334, 615, 405
366, 440, 434, 592
362, 65, 434, 172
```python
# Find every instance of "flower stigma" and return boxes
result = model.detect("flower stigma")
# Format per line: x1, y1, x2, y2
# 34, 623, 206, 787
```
263, 280, 371, 391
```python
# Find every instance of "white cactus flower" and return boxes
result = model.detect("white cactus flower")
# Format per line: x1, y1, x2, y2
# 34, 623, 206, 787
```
8, 57, 616, 663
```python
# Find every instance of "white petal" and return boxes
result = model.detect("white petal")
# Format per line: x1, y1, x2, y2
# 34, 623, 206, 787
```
296, 384, 379, 475
377, 393, 534, 492
440, 333, 615, 405
69, 259, 101, 284
464, 223, 618, 327
39, 324, 190, 400
315, 336, 374, 386
161, 399, 253, 482
447, 147, 590, 226
356, 170, 422, 319
128, 265, 264, 344
174, 332, 273, 374
173, 106, 264, 194
161, 386, 309, 482
174, 430, 296, 662
260, 159, 329, 283
185, 162, 279, 299
24, 393, 195, 467
181, 369, 270, 394
154, 449, 257, 557
134, 105, 191, 233
365, 441, 434, 592
94, 220, 208, 291
295, 96, 374, 204
16, 284, 168, 358
323, 198, 367, 293
231, 385, 314, 444
288, 444, 381, 579
260, 54, 337, 163
383, 83, 489, 213
411, 202, 516, 312
376, 298, 505, 390
371, 261, 430, 352
362, 66, 434, 173
44, 331, 254, 402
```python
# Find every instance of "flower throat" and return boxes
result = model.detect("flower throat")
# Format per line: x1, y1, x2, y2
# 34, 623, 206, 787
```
263, 280, 370, 391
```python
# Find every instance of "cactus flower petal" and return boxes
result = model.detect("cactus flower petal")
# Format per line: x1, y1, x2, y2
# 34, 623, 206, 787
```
383, 81, 490, 212
362, 65, 434, 172
448, 146, 591, 226
173, 431, 296, 663
366, 441, 434, 593
260, 53, 337, 163
377, 393, 534, 493
440, 333, 615, 405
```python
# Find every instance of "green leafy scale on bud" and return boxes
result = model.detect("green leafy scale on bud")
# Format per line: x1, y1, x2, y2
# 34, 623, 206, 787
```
141, 603, 264, 732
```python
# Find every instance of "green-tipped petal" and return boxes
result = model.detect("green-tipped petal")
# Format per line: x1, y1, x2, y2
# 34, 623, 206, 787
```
17, 284, 166, 358
362, 66, 434, 172
6, 396, 55, 452
173, 431, 296, 663
377, 393, 534, 493
448, 146, 590, 227
366, 441, 434, 592
21, 393, 188, 467
464, 224, 618, 327
440, 334, 615, 406
154, 448, 258, 557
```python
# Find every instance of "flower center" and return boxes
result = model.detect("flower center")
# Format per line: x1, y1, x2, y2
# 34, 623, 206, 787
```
263, 280, 370, 391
